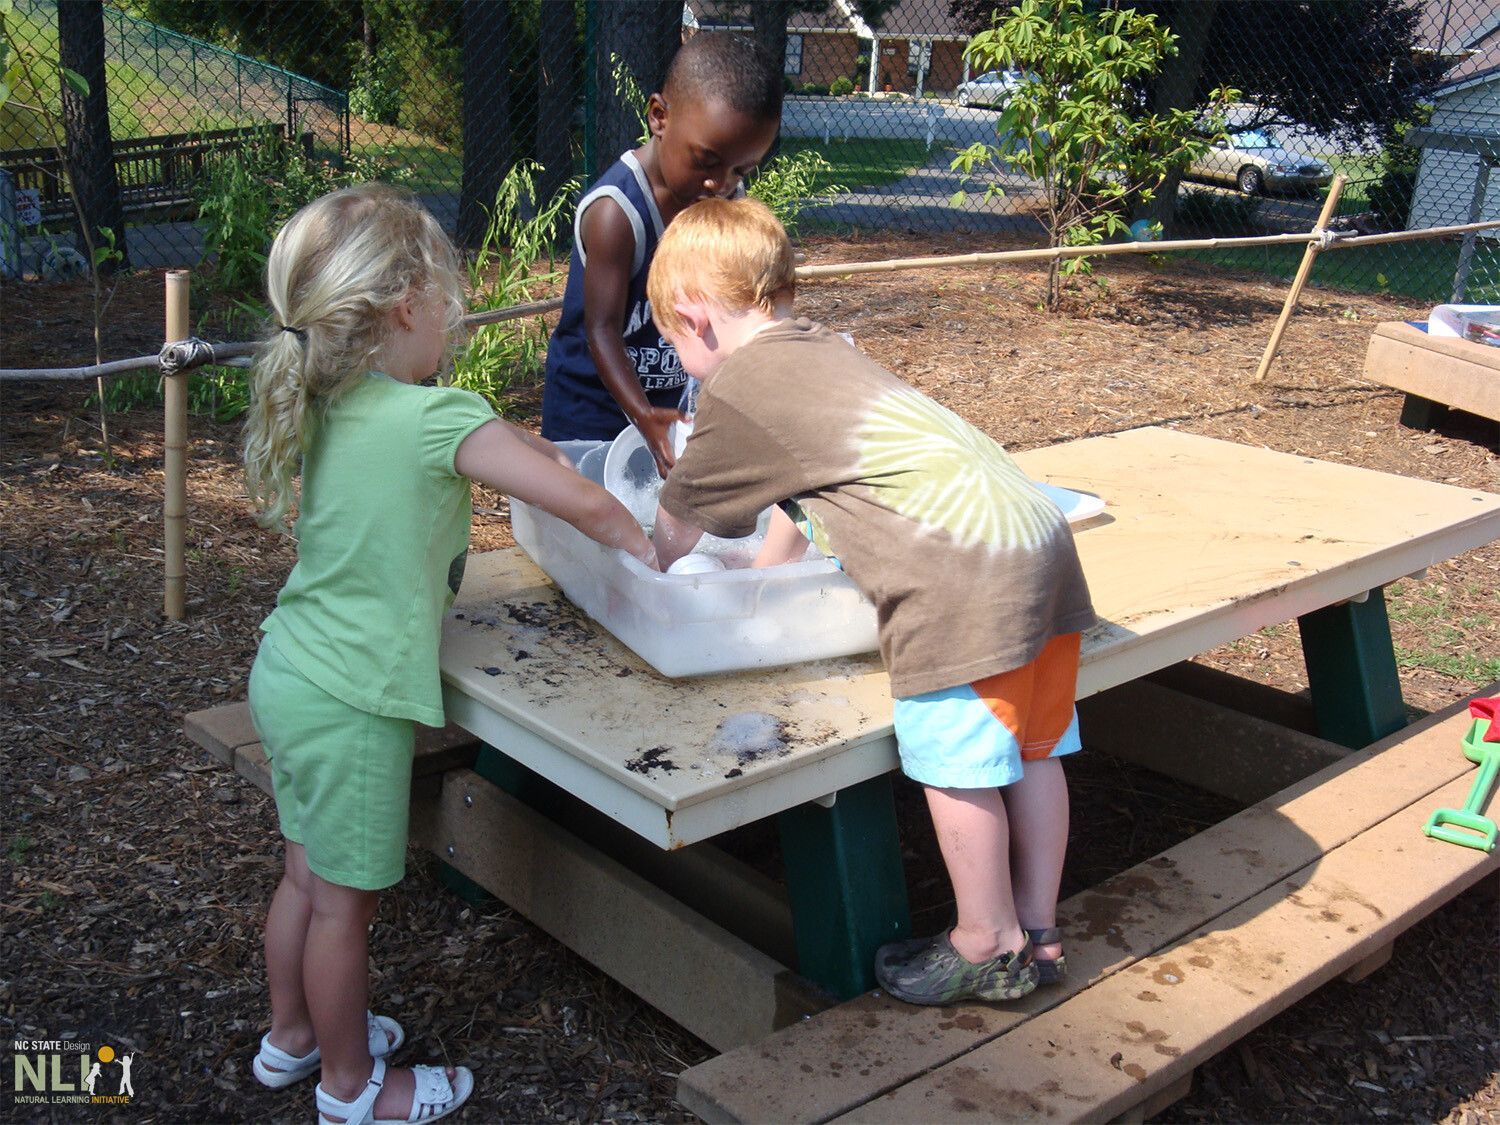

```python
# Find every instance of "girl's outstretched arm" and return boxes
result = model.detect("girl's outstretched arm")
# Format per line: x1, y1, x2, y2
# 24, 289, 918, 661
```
456, 420, 657, 569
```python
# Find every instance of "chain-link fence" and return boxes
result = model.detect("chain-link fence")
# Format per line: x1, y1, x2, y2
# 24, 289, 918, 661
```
2, 0, 1496, 304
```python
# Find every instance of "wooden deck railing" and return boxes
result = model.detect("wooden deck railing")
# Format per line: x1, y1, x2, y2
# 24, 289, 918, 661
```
0, 124, 294, 221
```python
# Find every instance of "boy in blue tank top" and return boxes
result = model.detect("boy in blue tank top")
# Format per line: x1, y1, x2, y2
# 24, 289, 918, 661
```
541, 33, 782, 477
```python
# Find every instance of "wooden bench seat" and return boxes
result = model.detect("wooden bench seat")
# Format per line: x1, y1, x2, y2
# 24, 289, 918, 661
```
1364, 321, 1500, 429
183, 700, 479, 797
677, 689, 1499, 1124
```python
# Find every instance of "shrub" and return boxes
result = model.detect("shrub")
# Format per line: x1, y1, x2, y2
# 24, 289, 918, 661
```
829, 76, 854, 97
1367, 107, 1428, 232
196, 131, 414, 300
350, 49, 402, 125
747, 148, 844, 236
1174, 187, 1258, 233
801, 81, 829, 96
451, 162, 575, 410
1368, 169, 1415, 231
128, 135, 417, 420
951, 0, 1235, 310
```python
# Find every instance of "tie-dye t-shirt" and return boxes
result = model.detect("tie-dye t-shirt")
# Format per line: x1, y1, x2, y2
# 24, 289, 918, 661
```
658, 319, 1095, 698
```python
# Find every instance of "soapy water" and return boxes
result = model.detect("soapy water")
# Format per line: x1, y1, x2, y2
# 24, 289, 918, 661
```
709, 711, 789, 764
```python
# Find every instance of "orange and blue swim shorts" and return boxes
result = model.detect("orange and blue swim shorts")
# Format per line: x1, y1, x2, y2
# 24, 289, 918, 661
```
892, 632, 1081, 788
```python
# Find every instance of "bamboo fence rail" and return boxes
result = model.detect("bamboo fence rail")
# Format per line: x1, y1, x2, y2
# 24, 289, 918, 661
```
6, 215, 1500, 386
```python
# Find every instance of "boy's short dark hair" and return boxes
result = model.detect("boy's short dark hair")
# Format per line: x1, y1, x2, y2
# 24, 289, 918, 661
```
664, 33, 783, 122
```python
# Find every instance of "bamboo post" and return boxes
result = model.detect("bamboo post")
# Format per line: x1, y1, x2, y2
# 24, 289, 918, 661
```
1253, 175, 1346, 384
164, 270, 189, 621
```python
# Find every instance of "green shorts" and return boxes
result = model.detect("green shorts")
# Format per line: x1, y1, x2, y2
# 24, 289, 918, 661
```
247, 633, 415, 890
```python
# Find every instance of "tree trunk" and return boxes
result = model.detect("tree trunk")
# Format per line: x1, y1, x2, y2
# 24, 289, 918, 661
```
591, 0, 680, 181
1140, 0, 1218, 235
535, 0, 576, 211
458, 0, 512, 250
751, 0, 791, 164
751, 1, 791, 88
362, 1, 376, 59
57, 0, 127, 271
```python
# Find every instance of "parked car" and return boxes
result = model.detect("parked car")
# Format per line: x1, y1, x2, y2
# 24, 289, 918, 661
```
955, 69, 1024, 109
1186, 126, 1333, 195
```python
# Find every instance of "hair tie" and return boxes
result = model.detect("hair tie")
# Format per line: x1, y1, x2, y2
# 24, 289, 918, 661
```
278, 324, 307, 341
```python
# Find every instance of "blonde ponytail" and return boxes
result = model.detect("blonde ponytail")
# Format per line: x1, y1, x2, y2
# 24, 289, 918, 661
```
243, 182, 464, 530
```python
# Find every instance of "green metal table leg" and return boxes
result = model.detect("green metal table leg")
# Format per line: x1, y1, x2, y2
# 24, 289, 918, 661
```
473, 741, 568, 813
1298, 588, 1407, 749
1399, 394, 1449, 431
437, 862, 495, 906
777, 773, 911, 1000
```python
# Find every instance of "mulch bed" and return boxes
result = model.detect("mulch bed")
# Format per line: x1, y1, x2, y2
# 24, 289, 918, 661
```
2, 233, 1496, 1123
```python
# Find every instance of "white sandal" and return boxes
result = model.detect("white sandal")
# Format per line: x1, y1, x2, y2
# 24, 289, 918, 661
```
315, 1056, 474, 1125
252, 1011, 404, 1089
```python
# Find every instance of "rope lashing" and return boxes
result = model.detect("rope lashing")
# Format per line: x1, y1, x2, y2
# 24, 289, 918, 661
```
159, 336, 224, 377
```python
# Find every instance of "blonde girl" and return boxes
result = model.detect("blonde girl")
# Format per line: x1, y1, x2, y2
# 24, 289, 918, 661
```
243, 183, 655, 1125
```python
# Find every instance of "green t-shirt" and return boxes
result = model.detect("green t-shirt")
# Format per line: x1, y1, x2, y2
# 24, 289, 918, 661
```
262, 372, 496, 726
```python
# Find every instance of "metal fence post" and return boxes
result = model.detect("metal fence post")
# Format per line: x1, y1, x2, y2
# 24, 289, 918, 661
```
1451, 161, 1493, 303
583, 0, 596, 188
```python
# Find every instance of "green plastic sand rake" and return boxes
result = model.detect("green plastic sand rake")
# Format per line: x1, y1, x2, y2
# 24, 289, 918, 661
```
1423, 717, 1498, 853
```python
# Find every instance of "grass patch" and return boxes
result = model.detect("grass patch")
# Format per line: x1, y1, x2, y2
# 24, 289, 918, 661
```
351, 130, 462, 195
4, 5, 246, 141
343, 134, 935, 204
778, 136, 933, 193
1189, 237, 1500, 303
1319, 153, 1381, 211
1386, 580, 1500, 686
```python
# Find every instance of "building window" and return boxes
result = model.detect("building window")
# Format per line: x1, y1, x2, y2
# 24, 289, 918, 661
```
907, 38, 932, 76
785, 33, 803, 76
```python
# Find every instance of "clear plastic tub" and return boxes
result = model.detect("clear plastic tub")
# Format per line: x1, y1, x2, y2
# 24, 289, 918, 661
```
508, 441, 880, 678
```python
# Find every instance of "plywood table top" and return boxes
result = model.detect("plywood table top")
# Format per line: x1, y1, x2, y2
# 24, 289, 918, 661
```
440, 426, 1500, 847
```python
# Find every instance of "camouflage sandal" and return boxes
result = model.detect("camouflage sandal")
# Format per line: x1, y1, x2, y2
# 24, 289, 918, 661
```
874, 931, 1038, 1005
1026, 927, 1066, 985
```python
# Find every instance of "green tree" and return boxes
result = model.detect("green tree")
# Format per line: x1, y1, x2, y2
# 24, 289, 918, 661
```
950, 0, 1232, 311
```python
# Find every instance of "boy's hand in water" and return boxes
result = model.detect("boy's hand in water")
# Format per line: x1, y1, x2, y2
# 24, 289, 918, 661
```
635, 406, 688, 478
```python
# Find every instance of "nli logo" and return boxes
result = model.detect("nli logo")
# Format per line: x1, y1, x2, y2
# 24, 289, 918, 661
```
9, 1039, 137, 1107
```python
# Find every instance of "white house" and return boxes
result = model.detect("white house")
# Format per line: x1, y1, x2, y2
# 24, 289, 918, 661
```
1408, 5, 1500, 235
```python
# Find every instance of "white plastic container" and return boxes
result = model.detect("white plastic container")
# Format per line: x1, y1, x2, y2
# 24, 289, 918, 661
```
509, 441, 881, 678
510, 440, 1106, 679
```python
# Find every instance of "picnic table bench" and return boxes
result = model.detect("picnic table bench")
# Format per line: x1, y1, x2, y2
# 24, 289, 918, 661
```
185, 426, 1500, 1119
675, 693, 1499, 1123
1364, 320, 1500, 430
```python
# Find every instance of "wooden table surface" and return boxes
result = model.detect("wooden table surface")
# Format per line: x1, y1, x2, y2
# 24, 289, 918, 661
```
440, 426, 1500, 848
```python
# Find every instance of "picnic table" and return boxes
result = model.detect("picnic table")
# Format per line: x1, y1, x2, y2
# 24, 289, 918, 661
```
435, 426, 1500, 1049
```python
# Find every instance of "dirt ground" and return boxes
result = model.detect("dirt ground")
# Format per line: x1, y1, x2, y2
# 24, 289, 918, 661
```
3, 231, 1498, 1124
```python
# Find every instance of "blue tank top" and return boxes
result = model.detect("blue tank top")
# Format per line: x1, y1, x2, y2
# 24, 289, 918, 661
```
541, 151, 688, 441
